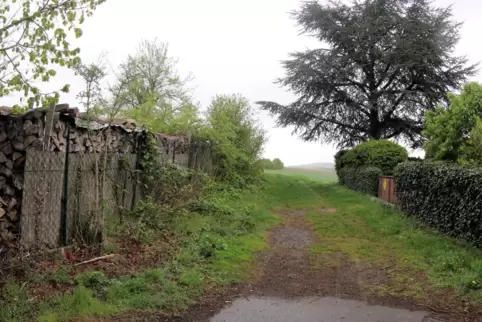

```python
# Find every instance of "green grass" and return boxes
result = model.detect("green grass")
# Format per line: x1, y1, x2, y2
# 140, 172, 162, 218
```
2, 175, 317, 322
4, 174, 482, 321
306, 182, 482, 302
265, 168, 338, 183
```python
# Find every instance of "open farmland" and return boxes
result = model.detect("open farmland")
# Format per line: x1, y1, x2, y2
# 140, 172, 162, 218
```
265, 167, 338, 183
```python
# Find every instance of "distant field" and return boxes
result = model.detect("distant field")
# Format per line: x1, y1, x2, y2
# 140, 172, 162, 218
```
265, 168, 338, 183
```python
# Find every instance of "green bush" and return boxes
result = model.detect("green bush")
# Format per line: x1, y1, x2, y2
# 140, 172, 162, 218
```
341, 140, 408, 175
408, 156, 423, 162
338, 167, 382, 196
259, 158, 284, 170
395, 161, 482, 247
201, 94, 266, 187
334, 149, 348, 178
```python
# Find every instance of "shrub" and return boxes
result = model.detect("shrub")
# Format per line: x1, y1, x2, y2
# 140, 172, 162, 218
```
201, 94, 266, 187
259, 158, 274, 169
408, 156, 423, 162
259, 158, 284, 170
395, 161, 482, 247
341, 140, 408, 175
334, 149, 348, 177
272, 158, 284, 170
338, 167, 382, 196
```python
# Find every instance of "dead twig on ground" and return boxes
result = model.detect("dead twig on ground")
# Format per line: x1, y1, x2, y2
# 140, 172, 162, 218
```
73, 254, 114, 267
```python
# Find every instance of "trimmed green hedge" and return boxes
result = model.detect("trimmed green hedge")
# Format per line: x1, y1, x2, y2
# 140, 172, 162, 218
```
338, 167, 382, 196
341, 140, 408, 175
395, 161, 482, 247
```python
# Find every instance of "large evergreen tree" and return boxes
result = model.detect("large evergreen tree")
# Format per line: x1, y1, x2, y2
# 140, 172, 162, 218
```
258, 0, 477, 148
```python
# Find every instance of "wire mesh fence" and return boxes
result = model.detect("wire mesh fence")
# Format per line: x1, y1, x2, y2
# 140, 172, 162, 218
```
0, 140, 212, 275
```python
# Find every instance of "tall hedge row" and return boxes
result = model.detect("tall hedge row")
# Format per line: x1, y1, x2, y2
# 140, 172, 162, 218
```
341, 140, 408, 175
338, 167, 382, 196
395, 161, 482, 247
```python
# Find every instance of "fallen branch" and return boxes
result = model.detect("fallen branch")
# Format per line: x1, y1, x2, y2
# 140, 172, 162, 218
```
73, 254, 115, 267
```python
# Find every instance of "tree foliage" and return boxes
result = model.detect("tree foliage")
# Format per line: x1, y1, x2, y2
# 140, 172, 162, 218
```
117, 39, 192, 109
0, 0, 105, 107
258, 0, 476, 149
424, 82, 482, 164
113, 39, 199, 134
260, 158, 284, 170
74, 59, 107, 117
340, 140, 407, 175
201, 94, 266, 187
272, 158, 284, 170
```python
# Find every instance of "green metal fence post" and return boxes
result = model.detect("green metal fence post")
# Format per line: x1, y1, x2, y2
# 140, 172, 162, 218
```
60, 127, 71, 246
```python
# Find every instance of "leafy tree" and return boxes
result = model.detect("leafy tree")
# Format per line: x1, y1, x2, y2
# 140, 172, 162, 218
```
258, 0, 476, 149
259, 158, 274, 169
0, 0, 106, 108
424, 82, 482, 163
201, 94, 266, 186
341, 140, 408, 175
459, 118, 482, 167
125, 100, 202, 135
74, 59, 107, 119
259, 158, 284, 170
272, 158, 284, 170
114, 39, 198, 134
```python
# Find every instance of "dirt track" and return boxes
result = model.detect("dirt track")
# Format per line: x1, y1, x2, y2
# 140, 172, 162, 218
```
161, 209, 468, 322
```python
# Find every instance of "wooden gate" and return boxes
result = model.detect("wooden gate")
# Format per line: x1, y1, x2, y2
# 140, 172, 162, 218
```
378, 176, 398, 204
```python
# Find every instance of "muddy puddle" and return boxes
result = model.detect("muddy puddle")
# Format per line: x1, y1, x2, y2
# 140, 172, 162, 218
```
209, 296, 439, 322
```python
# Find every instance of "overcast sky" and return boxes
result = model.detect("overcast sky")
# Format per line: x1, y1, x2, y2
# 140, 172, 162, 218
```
5, 0, 481, 166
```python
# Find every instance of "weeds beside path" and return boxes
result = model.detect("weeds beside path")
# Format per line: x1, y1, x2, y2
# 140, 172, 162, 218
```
179, 175, 482, 322
2, 174, 482, 321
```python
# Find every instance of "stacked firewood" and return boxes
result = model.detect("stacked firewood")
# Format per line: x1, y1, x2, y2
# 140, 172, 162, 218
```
0, 112, 44, 247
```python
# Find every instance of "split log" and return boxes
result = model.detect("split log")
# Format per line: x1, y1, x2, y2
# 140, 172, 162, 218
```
13, 156, 25, 169
0, 165, 12, 178
7, 209, 18, 222
25, 125, 40, 136
23, 109, 44, 121
12, 174, 23, 190
0, 220, 11, 231
5, 159, 13, 170
12, 152, 22, 162
0, 131, 6, 143
1, 142, 12, 156
12, 140, 24, 151
0, 176, 6, 190
23, 120, 33, 131
32, 138, 43, 149
0, 208, 5, 219
4, 185, 14, 196
7, 124, 20, 141
7, 197, 16, 211
0, 152, 6, 163
54, 120, 64, 133
24, 135, 36, 147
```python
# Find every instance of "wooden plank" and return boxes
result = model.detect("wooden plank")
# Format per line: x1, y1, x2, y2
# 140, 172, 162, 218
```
43, 102, 56, 151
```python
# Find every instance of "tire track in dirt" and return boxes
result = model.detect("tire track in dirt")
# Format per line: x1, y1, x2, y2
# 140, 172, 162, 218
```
114, 208, 473, 322
251, 208, 364, 299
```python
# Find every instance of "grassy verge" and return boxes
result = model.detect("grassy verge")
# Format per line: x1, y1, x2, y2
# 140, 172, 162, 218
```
5, 173, 481, 321
1, 175, 315, 322
305, 181, 482, 303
